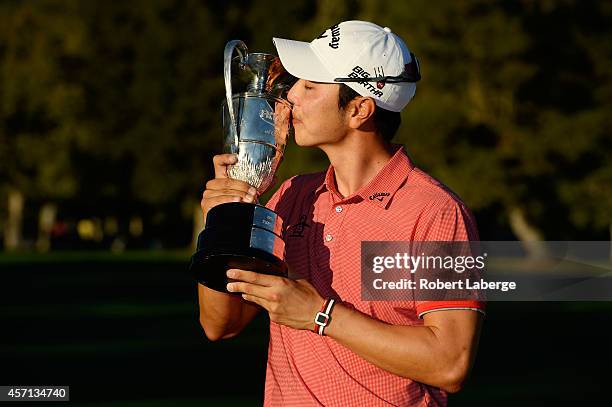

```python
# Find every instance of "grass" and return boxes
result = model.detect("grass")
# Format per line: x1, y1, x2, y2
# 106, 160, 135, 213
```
0, 250, 191, 263
1, 251, 610, 405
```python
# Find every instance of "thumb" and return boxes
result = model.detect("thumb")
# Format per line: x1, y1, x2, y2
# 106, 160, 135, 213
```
212, 154, 238, 178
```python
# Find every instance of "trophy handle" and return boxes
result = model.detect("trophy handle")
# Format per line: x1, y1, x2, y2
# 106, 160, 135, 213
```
224, 40, 248, 154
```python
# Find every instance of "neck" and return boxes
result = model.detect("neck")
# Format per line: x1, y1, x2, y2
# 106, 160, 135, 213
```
320, 133, 395, 198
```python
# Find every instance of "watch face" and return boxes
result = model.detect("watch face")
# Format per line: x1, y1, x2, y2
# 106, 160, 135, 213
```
315, 312, 329, 326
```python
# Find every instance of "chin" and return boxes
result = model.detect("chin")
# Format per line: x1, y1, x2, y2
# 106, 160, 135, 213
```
293, 131, 328, 148
295, 139, 318, 148
293, 133, 311, 147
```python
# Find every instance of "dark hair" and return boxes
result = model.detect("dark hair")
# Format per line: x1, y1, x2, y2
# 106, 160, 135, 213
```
337, 84, 401, 142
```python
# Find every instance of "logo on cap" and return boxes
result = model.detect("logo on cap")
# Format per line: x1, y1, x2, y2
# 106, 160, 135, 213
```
347, 66, 384, 97
327, 24, 341, 49
374, 66, 385, 89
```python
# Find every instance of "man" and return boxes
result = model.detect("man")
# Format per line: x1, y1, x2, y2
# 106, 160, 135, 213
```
199, 21, 485, 406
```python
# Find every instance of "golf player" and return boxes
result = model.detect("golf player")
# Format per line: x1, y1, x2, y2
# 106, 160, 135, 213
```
198, 20, 485, 406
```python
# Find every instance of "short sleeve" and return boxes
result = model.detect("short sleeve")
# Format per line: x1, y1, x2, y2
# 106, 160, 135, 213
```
415, 199, 486, 318
414, 199, 480, 241
264, 176, 295, 212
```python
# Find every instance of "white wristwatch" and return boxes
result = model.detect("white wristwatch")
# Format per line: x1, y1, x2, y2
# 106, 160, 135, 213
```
314, 298, 336, 336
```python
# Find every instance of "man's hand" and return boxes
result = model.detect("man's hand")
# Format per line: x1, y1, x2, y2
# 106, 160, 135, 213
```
226, 269, 324, 331
201, 154, 257, 224
223, 270, 482, 393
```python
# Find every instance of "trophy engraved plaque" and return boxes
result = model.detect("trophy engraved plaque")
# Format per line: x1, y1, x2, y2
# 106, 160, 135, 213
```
190, 40, 294, 293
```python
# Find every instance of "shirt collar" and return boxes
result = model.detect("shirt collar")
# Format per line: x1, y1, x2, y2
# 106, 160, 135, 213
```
315, 145, 415, 209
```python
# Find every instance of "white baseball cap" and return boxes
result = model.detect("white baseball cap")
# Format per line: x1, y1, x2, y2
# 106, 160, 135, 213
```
273, 20, 420, 112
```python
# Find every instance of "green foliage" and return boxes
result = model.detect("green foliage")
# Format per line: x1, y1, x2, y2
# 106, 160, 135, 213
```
0, 0, 88, 198
356, 0, 612, 237
0, 0, 610, 242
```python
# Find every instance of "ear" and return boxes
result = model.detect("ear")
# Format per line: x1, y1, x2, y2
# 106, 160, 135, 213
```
347, 97, 376, 130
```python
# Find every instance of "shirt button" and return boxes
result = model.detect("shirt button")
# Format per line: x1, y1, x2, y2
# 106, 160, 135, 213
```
325, 234, 333, 242
335, 206, 343, 213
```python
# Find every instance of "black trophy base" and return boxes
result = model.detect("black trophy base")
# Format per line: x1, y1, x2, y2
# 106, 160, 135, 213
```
190, 202, 287, 294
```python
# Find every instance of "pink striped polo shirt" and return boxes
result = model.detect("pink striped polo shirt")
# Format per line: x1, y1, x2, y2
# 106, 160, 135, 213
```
263, 145, 485, 406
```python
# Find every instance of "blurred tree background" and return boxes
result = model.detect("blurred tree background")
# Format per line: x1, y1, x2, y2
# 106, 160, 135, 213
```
1, 0, 610, 252
2, 2, 611, 406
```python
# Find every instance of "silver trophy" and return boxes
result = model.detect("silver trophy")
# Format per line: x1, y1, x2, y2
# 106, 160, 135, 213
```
190, 40, 294, 293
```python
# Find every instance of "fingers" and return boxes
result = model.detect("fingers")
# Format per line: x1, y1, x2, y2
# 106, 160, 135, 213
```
205, 177, 254, 195
225, 270, 321, 330
212, 155, 233, 179
200, 178, 257, 221
226, 275, 274, 310
200, 193, 251, 223
226, 276, 271, 307
241, 293, 274, 310
202, 194, 242, 208
212, 154, 238, 178
226, 280, 261, 296
205, 173, 256, 203
241, 293, 265, 306
226, 269, 280, 287
202, 189, 255, 203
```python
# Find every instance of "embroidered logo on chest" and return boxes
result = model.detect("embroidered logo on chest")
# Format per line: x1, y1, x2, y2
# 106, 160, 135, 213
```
288, 214, 310, 238
369, 192, 390, 202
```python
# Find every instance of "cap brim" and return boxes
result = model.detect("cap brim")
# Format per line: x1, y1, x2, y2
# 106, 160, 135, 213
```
273, 38, 335, 83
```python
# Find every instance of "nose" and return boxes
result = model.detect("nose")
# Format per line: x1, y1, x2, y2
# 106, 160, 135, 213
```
287, 79, 302, 106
